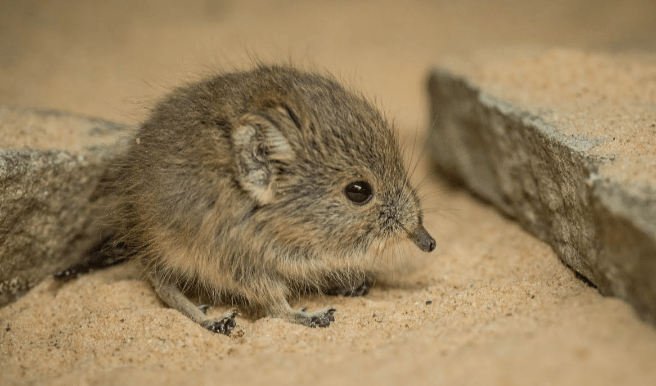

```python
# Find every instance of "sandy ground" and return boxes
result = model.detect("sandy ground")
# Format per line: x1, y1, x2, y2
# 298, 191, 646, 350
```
2, 1, 656, 385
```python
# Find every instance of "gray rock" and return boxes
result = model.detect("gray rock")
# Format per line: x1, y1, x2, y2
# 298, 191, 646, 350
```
0, 105, 131, 306
427, 51, 656, 323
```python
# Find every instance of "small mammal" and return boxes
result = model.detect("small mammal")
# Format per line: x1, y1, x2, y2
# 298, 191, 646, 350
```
56, 65, 435, 335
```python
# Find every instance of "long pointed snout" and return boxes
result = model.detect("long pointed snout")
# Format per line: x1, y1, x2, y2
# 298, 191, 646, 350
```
411, 225, 436, 252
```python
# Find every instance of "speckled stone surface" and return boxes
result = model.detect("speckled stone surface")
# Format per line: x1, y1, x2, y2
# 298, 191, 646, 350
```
428, 48, 656, 323
0, 105, 130, 306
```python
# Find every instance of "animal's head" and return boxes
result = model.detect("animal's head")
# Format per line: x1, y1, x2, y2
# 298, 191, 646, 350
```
231, 66, 435, 262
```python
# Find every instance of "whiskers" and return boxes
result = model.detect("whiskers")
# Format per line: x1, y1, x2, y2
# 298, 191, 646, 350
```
366, 234, 421, 282
403, 110, 441, 182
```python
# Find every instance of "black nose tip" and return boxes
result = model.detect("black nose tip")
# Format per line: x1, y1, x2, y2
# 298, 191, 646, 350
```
426, 238, 436, 252
411, 226, 436, 253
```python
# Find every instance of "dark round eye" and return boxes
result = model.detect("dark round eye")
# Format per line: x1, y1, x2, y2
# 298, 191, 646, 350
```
344, 181, 374, 205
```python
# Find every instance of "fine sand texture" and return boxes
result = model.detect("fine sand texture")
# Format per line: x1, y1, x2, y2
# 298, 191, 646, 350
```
2, 1, 656, 385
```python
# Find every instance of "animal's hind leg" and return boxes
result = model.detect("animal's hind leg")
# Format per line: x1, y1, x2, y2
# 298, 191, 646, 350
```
148, 271, 237, 336
54, 235, 129, 281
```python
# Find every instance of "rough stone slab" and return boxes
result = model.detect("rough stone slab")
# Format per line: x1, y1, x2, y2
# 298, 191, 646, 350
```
428, 48, 656, 323
0, 105, 131, 306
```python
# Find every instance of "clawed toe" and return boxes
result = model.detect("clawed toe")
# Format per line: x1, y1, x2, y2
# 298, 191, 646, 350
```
297, 307, 337, 328
310, 308, 336, 328
201, 310, 239, 336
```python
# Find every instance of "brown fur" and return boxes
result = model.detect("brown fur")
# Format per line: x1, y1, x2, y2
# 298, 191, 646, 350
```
102, 65, 435, 332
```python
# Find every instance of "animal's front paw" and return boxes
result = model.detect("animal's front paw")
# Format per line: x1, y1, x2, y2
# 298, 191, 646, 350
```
309, 308, 336, 327
200, 310, 238, 335
295, 307, 337, 328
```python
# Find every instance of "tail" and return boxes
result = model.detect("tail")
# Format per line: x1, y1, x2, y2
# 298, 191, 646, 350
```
54, 235, 130, 281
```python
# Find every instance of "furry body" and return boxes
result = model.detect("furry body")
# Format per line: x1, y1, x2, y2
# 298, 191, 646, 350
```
91, 65, 435, 333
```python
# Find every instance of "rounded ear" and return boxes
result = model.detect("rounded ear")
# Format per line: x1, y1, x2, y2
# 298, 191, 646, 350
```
232, 114, 294, 205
